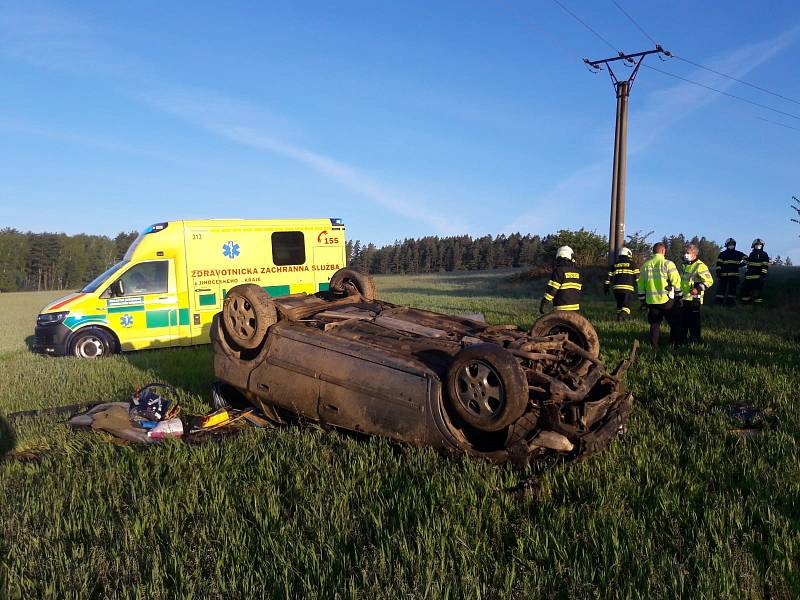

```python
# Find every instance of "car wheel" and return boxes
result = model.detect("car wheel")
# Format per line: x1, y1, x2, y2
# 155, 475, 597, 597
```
70, 328, 114, 359
222, 284, 277, 350
529, 312, 600, 375
329, 268, 377, 301
446, 344, 528, 432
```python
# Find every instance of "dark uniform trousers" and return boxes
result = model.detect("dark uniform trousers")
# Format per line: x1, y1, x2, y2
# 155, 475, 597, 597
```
647, 299, 680, 345
613, 291, 632, 315
678, 298, 703, 343
715, 276, 739, 304
741, 278, 764, 304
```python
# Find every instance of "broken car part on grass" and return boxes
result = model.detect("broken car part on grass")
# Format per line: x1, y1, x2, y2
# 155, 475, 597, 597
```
61, 383, 263, 445
213, 268, 637, 464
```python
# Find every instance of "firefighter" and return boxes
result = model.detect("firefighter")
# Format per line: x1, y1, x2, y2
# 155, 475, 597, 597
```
540, 246, 581, 313
678, 243, 714, 344
714, 238, 746, 305
604, 247, 640, 321
637, 242, 682, 349
741, 238, 769, 305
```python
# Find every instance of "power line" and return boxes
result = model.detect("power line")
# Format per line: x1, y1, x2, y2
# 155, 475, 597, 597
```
607, 0, 800, 108
502, 0, 800, 132
550, 0, 619, 53
757, 116, 800, 133
672, 55, 800, 107
609, 0, 657, 45
642, 63, 800, 122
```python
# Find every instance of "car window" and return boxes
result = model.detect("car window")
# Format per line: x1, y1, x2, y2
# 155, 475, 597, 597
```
272, 231, 306, 266
118, 261, 168, 295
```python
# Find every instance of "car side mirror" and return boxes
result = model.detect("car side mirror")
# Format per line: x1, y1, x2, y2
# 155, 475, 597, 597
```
110, 279, 125, 297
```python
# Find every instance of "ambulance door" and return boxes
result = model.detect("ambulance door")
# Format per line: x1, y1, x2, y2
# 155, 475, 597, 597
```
313, 231, 346, 292
105, 259, 179, 349
190, 286, 221, 342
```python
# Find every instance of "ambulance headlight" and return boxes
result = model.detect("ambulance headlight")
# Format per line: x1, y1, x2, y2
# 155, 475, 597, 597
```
37, 311, 69, 325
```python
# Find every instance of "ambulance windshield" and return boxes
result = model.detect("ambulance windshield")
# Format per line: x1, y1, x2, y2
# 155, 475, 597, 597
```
80, 261, 130, 293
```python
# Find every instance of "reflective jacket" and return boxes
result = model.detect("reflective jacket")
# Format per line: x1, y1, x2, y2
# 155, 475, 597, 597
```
543, 258, 581, 311
715, 248, 746, 277
605, 257, 640, 292
637, 254, 682, 305
681, 259, 714, 304
745, 249, 769, 281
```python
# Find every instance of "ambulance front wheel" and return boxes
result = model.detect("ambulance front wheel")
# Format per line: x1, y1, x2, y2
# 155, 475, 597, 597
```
70, 328, 116, 359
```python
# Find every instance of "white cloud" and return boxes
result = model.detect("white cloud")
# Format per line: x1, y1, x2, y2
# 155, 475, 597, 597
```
0, 1, 471, 236
141, 88, 469, 235
505, 26, 800, 235
629, 26, 800, 153
0, 115, 181, 162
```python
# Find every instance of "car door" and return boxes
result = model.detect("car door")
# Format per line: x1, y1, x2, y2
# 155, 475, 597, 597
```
105, 260, 179, 349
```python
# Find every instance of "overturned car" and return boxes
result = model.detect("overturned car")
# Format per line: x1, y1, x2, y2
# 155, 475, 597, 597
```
212, 269, 635, 464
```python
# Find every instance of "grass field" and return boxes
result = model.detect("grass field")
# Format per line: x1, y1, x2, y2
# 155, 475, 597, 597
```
1, 269, 799, 599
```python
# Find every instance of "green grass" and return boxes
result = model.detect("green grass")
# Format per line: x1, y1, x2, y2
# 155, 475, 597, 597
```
1, 269, 799, 599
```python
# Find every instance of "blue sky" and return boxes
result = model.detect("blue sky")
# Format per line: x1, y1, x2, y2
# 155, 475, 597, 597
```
1, 1, 799, 259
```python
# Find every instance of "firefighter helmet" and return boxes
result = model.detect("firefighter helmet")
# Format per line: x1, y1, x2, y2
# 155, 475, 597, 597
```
555, 246, 574, 260
619, 247, 633, 258
752, 238, 765, 248
725, 238, 736, 247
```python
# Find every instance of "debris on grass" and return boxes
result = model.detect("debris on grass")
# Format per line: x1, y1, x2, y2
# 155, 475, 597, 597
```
718, 404, 778, 436
2, 381, 274, 457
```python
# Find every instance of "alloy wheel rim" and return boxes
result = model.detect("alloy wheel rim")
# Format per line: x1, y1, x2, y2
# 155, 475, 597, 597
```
455, 359, 505, 420
227, 297, 257, 340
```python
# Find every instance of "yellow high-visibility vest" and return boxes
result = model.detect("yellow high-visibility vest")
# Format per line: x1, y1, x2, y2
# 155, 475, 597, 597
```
681, 259, 714, 304
637, 254, 682, 305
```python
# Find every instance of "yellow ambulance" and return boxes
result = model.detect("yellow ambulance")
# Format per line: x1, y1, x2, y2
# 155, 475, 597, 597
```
33, 218, 347, 358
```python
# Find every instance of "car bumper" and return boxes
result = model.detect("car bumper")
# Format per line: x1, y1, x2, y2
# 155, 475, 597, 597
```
33, 323, 71, 356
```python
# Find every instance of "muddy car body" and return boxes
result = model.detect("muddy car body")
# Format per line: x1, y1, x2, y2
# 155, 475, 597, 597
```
212, 269, 635, 463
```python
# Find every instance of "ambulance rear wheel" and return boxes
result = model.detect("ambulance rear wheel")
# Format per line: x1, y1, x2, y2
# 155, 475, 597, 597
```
222, 284, 277, 350
70, 328, 115, 359
330, 268, 376, 301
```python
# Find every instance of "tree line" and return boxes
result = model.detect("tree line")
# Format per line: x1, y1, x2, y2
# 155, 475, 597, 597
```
0, 226, 790, 293
0, 228, 138, 292
347, 229, 732, 275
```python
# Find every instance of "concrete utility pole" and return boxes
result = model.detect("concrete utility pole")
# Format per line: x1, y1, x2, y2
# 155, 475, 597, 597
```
585, 46, 670, 265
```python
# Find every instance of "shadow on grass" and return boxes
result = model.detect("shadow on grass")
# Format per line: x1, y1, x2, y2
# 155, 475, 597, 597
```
24, 334, 35, 351
0, 414, 17, 456
122, 346, 216, 398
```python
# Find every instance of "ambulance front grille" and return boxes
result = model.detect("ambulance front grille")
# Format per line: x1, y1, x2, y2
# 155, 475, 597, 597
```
35, 333, 54, 348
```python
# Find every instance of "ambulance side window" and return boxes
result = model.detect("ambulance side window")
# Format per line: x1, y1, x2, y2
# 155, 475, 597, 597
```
117, 261, 169, 296
272, 231, 306, 266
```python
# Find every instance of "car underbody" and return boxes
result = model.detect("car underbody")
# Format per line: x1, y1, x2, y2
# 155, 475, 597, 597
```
212, 270, 636, 464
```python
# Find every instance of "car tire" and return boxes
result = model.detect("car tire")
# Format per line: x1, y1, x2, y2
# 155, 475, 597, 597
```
70, 328, 114, 359
446, 343, 528, 432
329, 268, 377, 301
211, 312, 240, 359
529, 312, 600, 375
222, 284, 277, 350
